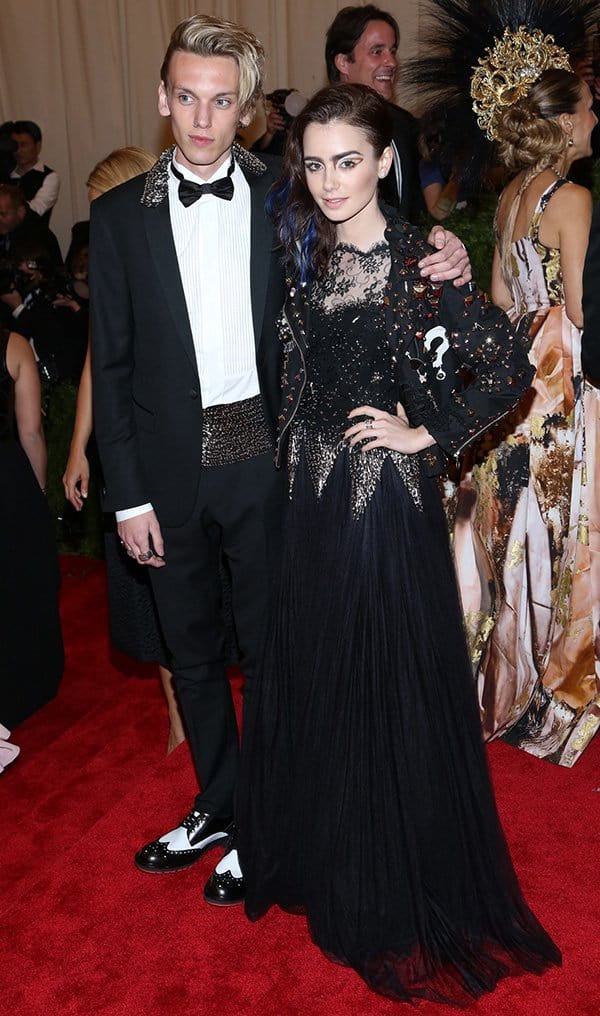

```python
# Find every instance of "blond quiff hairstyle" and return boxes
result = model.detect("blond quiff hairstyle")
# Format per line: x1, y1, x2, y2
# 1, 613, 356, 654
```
160, 14, 265, 115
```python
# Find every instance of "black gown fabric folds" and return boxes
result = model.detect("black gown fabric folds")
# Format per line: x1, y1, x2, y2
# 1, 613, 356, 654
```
238, 243, 560, 1004
0, 329, 64, 727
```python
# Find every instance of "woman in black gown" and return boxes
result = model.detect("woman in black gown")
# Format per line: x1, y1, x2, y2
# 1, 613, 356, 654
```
236, 85, 561, 1004
0, 328, 63, 729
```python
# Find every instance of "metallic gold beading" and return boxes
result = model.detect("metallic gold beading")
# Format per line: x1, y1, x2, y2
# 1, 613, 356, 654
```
470, 26, 571, 141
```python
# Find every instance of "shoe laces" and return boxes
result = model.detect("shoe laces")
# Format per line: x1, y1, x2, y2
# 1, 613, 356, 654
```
181, 810, 209, 835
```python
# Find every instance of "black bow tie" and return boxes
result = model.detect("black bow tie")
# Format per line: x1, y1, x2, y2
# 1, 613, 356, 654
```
171, 158, 234, 206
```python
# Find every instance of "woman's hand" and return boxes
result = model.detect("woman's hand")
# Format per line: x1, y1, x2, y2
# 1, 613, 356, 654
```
345, 404, 434, 455
62, 447, 90, 510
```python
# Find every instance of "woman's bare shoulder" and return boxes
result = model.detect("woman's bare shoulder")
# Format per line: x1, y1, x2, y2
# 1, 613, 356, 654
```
6, 331, 35, 379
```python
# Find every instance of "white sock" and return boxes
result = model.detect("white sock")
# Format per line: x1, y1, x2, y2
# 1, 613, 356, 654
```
215, 848, 242, 878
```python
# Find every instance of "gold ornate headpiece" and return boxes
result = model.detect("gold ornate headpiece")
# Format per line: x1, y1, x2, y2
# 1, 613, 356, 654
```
470, 25, 571, 141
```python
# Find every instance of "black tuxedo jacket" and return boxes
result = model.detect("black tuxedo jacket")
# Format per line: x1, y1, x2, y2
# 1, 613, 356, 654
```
379, 103, 423, 224
90, 145, 286, 527
582, 202, 600, 385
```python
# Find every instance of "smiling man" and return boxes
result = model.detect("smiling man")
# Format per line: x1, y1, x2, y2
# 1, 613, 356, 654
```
325, 4, 422, 221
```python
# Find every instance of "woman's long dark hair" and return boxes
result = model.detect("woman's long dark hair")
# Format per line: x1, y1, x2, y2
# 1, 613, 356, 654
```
268, 84, 393, 284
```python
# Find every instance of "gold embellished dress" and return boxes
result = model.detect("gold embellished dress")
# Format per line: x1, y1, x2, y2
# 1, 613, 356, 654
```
238, 242, 560, 1004
453, 179, 600, 765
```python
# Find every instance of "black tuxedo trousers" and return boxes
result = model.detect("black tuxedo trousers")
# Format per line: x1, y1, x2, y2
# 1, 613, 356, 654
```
149, 451, 286, 817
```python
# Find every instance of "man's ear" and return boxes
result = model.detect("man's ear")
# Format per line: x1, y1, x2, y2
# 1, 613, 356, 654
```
239, 104, 255, 129
16, 204, 26, 224
334, 52, 351, 82
158, 80, 170, 118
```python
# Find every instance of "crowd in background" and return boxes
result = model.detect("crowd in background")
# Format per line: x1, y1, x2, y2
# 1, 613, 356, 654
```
1, 0, 599, 823
1, 3, 599, 1006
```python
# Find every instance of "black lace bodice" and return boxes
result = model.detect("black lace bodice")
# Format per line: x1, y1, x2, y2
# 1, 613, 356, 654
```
298, 242, 397, 437
288, 243, 422, 517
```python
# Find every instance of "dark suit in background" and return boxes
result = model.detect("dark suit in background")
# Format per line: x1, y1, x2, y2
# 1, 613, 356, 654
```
379, 102, 424, 223
582, 202, 600, 384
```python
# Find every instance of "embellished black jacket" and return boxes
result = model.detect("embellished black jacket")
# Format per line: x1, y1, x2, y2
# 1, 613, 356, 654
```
275, 211, 534, 475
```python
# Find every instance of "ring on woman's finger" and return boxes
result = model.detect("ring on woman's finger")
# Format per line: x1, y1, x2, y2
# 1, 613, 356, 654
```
365, 419, 374, 429
138, 549, 154, 562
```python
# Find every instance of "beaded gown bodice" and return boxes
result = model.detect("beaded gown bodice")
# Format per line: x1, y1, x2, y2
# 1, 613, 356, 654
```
287, 242, 422, 516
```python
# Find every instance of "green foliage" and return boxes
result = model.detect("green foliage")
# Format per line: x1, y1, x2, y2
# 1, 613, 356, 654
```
420, 191, 498, 296
42, 380, 104, 558
420, 161, 600, 297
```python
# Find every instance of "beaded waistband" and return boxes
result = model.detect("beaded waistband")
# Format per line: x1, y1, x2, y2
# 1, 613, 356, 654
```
202, 394, 272, 467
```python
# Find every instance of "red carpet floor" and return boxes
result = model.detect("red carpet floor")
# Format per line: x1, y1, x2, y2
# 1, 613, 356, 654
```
1, 557, 599, 1016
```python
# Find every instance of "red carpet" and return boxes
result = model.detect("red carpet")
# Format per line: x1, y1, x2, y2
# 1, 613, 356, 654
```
1, 557, 599, 1015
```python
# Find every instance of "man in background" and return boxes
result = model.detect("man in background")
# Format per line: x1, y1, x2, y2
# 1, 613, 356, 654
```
0, 183, 62, 264
325, 4, 423, 222
8, 120, 60, 224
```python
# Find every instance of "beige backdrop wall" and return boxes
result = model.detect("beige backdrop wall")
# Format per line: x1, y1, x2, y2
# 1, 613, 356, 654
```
0, 1, 420, 251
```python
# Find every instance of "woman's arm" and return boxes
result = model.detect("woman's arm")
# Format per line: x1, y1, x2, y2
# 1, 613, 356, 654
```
416, 282, 534, 461
62, 339, 93, 509
423, 178, 460, 222
556, 185, 593, 329
6, 332, 47, 489
491, 245, 514, 312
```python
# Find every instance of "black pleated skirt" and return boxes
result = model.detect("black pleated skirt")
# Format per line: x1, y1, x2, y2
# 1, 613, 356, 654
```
238, 446, 560, 1004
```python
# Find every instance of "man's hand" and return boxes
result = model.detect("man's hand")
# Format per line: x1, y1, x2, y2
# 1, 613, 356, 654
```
118, 509, 166, 568
420, 227, 472, 287
52, 295, 81, 312
0, 289, 23, 311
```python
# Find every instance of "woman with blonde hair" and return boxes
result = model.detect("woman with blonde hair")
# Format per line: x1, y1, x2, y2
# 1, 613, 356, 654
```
467, 63, 600, 766
86, 146, 157, 198
63, 146, 185, 754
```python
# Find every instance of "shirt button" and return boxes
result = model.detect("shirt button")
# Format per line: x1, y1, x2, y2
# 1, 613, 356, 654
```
189, 388, 199, 399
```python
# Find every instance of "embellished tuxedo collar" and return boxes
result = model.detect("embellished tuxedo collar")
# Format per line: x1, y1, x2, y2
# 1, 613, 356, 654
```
140, 143, 269, 208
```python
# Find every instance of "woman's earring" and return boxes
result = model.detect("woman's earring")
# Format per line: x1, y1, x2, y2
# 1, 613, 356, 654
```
568, 136, 574, 147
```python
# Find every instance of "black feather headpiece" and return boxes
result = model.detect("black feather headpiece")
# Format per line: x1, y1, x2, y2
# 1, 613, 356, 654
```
403, 0, 600, 186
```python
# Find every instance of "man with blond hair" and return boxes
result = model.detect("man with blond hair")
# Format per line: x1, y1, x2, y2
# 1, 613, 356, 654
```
90, 13, 471, 907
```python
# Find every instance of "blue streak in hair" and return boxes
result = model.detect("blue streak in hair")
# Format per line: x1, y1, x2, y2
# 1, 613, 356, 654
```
267, 175, 318, 286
